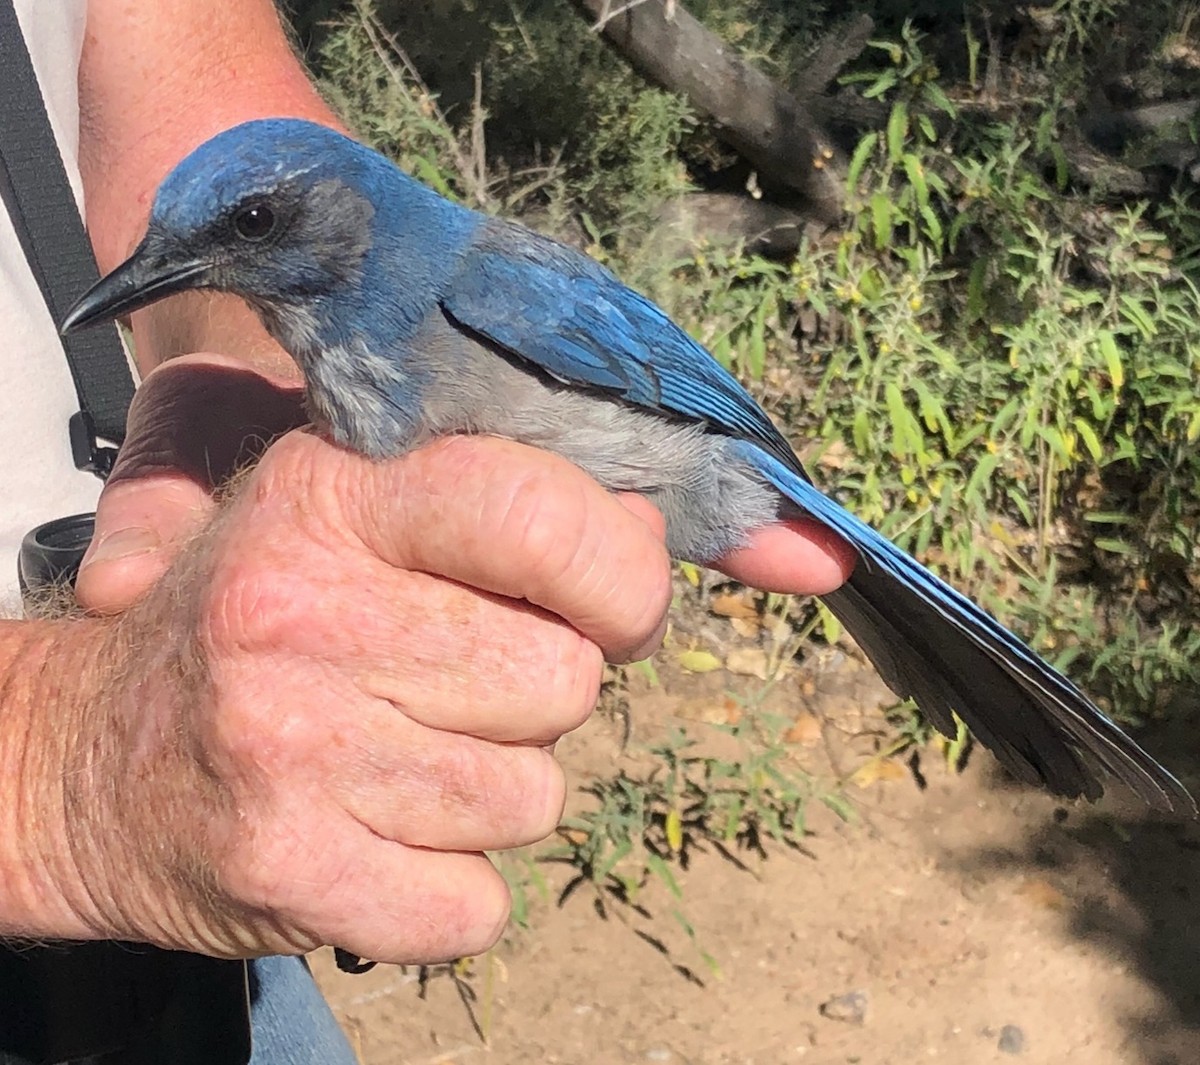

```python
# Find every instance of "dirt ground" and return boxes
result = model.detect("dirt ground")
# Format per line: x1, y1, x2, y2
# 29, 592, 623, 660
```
311, 643, 1200, 1065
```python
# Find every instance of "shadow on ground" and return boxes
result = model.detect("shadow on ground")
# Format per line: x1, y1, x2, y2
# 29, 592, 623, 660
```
952, 696, 1200, 1065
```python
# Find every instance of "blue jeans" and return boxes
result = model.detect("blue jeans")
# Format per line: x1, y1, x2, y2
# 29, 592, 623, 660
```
247, 956, 356, 1065
0, 955, 356, 1065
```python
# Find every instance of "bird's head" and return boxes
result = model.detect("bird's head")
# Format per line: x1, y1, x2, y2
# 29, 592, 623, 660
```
61, 119, 383, 333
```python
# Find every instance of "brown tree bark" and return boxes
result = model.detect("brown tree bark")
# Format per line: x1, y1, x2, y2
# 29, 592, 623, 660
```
573, 0, 846, 223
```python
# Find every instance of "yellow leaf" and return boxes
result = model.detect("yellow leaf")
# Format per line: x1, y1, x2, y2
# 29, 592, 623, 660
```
710, 592, 758, 619
1098, 329, 1124, 392
665, 809, 684, 853
678, 649, 722, 673
852, 758, 907, 788
988, 519, 1018, 548
678, 561, 702, 587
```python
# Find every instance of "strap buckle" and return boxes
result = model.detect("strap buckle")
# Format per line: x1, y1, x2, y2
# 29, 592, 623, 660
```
69, 410, 118, 481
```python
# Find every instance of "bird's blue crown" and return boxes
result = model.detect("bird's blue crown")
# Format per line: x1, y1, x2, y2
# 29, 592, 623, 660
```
153, 119, 386, 233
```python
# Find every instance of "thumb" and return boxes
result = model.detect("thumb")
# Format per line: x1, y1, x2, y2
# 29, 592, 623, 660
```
76, 474, 214, 614
76, 354, 307, 614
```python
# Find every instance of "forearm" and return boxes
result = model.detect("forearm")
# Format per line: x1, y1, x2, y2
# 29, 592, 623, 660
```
0, 617, 112, 939
78, 0, 346, 374
0, 590, 230, 949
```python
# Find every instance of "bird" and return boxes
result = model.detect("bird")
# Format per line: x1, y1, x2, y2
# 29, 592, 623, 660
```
62, 117, 1195, 815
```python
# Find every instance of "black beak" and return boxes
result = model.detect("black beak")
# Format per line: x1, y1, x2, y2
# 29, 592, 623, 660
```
60, 238, 212, 334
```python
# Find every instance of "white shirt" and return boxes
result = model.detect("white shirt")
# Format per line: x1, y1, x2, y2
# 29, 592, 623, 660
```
0, 0, 106, 607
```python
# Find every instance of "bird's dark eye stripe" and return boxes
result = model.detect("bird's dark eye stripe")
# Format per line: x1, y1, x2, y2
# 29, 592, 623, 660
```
233, 203, 277, 241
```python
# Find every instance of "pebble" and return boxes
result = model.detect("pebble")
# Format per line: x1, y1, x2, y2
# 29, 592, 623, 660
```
998, 1025, 1025, 1054
818, 989, 869, 1026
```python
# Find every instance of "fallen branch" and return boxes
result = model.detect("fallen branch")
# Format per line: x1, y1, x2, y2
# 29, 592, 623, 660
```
793, 14, 875, 100
649, 191, 812, 257
572, 0, 847, 223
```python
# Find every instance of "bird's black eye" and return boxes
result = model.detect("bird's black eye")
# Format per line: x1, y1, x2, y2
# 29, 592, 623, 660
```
233, 203, 277, 242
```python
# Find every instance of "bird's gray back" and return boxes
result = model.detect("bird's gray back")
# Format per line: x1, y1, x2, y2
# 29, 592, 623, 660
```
303, 308, 785, 563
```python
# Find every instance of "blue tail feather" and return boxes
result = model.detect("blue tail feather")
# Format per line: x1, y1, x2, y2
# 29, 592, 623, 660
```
740, 444, 1194, 814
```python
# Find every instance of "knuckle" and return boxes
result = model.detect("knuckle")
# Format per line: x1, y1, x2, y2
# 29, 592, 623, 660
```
363, 857, 510, 964
421, 870, 510, 960
210, 681, 327, 780
547, 632, 604, 735
629, 549, 673, 635
426, 741, 510, 830
203, 560, 308, 656
255, 429, 319, 479
256, 433, 387, 556
461, 871, 512, 952
255, 435, 348, 522
412, 740, 564, 846
220, 821, 310, 910
582, 536, 672, 661
477, 749, 563, 844
529, 758, 568, 840
495, 469, 591, 591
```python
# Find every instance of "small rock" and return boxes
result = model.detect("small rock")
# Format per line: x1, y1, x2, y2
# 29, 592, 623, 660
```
998, 1025, 1025, 1054
1015, 877, 1067, 911
818, 989, 869, 1025
644, 1049, 672, 1062
725, 646, 770, 679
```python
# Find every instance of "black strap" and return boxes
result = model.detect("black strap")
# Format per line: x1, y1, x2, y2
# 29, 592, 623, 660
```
0, 0, 134, 478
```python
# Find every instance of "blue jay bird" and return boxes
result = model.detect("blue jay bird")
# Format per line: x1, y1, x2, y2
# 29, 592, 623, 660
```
63, 118, 1194, 814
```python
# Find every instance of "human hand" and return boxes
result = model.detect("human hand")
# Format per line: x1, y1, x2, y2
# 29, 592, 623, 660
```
27, 392, 668, 961
36, 356, 851, 964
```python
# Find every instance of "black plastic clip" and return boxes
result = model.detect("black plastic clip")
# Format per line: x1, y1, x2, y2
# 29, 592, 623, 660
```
69, 410, 119, 482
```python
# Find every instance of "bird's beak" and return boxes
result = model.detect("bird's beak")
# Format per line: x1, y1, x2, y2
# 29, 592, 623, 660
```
60, 238, 213, 334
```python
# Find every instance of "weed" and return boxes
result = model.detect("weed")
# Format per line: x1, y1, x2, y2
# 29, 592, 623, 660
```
537, 706, 850, 973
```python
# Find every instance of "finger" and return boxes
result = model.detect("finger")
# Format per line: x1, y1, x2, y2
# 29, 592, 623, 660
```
715, 517, 857, 595
326, 846, 511, 965
228, 813, 511, 964
202, 498, 609, 745
206, 578, 575, 844
110, 353, 306, 488
77, 473, 214, 613
384, 437, 675, 663
76, 355, 305, 613
268, 434, 675, 663
327, 704, 567, 851
349, 573, 606, 744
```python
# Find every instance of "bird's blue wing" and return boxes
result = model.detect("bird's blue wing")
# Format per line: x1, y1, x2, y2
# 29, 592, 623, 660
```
441, 222, 804, 474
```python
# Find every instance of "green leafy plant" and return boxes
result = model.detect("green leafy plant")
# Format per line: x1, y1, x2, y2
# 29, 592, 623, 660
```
543, 710, 850, 973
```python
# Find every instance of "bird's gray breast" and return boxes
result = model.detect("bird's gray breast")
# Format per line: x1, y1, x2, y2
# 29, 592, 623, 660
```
405, 316, 785, 563
257, 300, 427, 452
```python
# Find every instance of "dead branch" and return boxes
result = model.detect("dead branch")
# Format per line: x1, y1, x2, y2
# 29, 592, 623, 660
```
572, 0, 848, 223
793, 14, 875, 100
